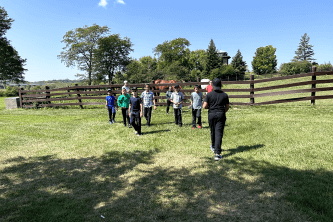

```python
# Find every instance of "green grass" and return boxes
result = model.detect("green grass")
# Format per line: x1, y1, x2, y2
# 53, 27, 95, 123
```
1, 74, 333, 222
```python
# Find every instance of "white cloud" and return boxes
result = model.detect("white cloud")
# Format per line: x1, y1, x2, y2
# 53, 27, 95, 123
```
116, 0, 125, 4
98, 0, 108, 7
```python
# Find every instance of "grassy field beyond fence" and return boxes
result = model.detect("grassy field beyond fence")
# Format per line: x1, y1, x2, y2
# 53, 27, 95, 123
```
0, 96, 332, 221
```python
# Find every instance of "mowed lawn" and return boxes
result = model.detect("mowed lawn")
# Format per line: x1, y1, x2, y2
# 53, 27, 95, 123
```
0, 96, 333, 222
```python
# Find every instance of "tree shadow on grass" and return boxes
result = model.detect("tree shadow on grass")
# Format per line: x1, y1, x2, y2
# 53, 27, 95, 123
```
0, 152, 332, 222
222, 144, 265, 158
143, 129, 171, 135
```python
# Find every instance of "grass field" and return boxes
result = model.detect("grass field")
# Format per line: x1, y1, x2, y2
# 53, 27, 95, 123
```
1, 83, 333, 221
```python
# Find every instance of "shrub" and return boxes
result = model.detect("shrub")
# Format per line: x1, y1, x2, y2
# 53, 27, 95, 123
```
279, 61, 312, 75
317, 62, 332, 72
4, 86, 19, 97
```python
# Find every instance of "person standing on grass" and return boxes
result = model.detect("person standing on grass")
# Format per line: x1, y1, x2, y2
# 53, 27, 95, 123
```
206, 80, 213, 94
165, 86, 173, 114
170, 84, 184, 127
129, 87, 143, 136
105, 89, 117, 124
190, 85, 203, 129
122, 80, 130, 93
203, 78, 229, 161
117, 88, 131, 128
140, 84, 156, 127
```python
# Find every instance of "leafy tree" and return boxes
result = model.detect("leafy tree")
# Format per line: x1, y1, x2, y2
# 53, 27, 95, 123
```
153, 38, 190, 68
231, 49, 246, 80
0, 7, 26, 84
293, 33, 315, 62
205, 39, 220, 77
94, 34, 133, 84
58, 24, 110, 85
189, 49, 207, 72
210, 65, 234, 80
252, 45, 277, 75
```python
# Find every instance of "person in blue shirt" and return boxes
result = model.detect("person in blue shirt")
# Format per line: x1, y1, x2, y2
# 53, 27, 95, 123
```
105, 89, 117, 124
190, 85, 203, 129
140, 84, 156, 127
129, 87, 143, 136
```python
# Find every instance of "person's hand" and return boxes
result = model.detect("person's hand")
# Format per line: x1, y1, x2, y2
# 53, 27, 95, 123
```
154, 105, 157, 110
140, 113, 143, 118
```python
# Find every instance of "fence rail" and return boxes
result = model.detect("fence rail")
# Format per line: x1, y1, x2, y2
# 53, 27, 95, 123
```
18, 67, 333, 108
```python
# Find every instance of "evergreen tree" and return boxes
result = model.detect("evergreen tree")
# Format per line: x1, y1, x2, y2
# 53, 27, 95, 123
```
293, 33, 315, 62
231, 49, 247, 80
205, 39, 220, 76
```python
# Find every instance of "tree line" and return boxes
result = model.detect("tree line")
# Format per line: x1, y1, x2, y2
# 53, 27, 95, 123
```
1, 5, 331, 86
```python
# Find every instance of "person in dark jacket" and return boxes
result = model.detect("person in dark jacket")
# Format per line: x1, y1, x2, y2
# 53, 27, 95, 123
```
203, 78, 229, 161
165, 86, 173, 114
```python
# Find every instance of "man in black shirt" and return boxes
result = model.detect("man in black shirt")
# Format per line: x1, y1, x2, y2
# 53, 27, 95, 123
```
203, 78, 229, 161
129, 87, 143, 136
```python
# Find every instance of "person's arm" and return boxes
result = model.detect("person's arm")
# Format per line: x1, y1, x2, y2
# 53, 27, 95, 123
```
105, 100, 108, 108
140, 103, 143, 117
128, 102, 131, 116
203, 102, 208, 109
225, 104, 229, 113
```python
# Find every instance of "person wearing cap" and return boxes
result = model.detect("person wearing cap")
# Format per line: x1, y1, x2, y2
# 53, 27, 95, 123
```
170, 84, 184, 127
128, 87, 143, 136
105, 88, 117, 124
122, 80, 130, 93
140, 84, 156, 127
203, 78, 229, 161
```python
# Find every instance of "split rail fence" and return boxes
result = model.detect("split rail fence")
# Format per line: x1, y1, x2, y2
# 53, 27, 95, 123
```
18, 67, 333, 108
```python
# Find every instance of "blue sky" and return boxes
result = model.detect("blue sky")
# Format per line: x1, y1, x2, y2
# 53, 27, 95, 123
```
2, 0, 333, 82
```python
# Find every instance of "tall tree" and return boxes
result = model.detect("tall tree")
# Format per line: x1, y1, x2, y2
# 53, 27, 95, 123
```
94, 34, 133, 84
205, 39, 220, 76
0, 6, 26, 84
293, 33, 315, 62
58, 24, 110, 85
231, 49, 247, 80
252, 45, 277, 75
153, 38, 190, 68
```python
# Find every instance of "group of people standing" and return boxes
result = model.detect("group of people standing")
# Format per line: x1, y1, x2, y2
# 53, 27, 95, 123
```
105, 79, 229, 161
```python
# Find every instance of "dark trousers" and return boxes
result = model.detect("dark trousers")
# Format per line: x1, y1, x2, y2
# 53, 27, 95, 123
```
108, 107, 116, 121
192, 108, 202, 127
174, 108, 182, 126
121, 108, 130, 125
208, 112, 226, 155
130, 111, 141, 135
144, 107, 152, 126
166, 100, 172, 114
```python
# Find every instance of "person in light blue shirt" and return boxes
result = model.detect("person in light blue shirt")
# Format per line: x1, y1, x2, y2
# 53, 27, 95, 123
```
190, 85, 203, 129
140, 84, 156, 127
170, 84, 184, 127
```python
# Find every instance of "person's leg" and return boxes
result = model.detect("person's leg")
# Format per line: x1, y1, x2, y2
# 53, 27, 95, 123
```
197, 109, 202, 126
192, 109, 196, 127
130, 112, 137, 131
214, 113, 226, 155
137, 113, 142, 135
112, 109, 116, 122
147, 107, 152, 126
108, 108, 112, 122
178, 108, 182, 127
144, 107, 148, 121
166, 100, 171, 114
126, 109, 130, 127
208, 113, 216, 152
122, 108, 127, 125
174, 108, 178, 125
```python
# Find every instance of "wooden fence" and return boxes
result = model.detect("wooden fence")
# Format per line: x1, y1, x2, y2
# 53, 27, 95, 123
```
18, 67, 333, 108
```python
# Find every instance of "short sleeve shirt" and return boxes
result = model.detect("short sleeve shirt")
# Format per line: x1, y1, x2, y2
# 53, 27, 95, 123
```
129, 97, 142, 112
206, 85, 213, 93
140, 91, 154, 108
106, 95, 116, 108
204, 90, 229, 114
122, 86, 130, 92
170, 91, 184, 109
191, 92, 203, 109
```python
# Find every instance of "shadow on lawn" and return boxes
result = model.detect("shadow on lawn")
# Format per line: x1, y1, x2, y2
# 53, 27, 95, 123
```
0, 151, 332, 222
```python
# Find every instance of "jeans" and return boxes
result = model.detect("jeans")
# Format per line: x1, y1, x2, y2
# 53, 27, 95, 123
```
166, 99, 172, 114
130, 111, 141, 134
208, 112, 226, 155
107, 107, 116, 121
192, 108, 202, 127
144, 107, 152, 126
121, 108, 130, 125
174, 108, 182, 126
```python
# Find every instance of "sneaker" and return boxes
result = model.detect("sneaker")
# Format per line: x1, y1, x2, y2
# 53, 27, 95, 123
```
214, 154, 222, 161
198, 124, 202, 129
137, 134, 141, 137
135, 131, 138, 135
192, 126, 196, 129
112, 120, 115, 123
109, 121, 113, 124
128, 124, 132, 128
210, 145, 214, 153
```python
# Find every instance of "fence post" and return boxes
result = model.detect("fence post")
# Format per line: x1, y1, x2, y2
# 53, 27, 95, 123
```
311, 66, 316, 105
75, 84, 83, 109
45, 86, 51, 105
250, 74, 254, 105
19, 88, 23, 108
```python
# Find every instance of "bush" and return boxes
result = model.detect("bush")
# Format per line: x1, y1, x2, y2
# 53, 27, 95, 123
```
279, 61, 312, 75
209, 65, 234, 80
4, 86, 19, 97
317, 62, 332, 72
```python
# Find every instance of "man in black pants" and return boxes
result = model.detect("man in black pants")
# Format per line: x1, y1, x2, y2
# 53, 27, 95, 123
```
203, 78, 229, 161
129, 87, 143, 136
